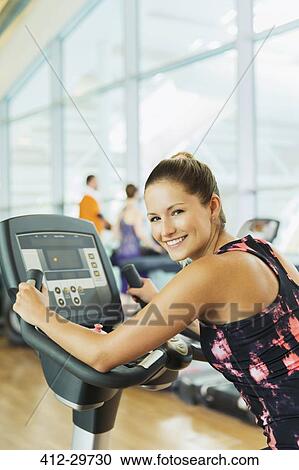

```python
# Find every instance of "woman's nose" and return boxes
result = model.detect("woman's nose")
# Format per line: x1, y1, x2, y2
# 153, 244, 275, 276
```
161, 219, 176, 239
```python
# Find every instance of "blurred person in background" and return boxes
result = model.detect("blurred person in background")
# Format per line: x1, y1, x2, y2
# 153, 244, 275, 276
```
79, 175, 111, 234
112, 183, 162, 291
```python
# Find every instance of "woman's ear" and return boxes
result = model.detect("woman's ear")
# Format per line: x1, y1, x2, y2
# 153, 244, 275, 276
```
210, 194, 221, 220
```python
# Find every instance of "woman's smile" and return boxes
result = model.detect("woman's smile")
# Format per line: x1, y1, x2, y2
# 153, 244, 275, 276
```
163, 235, 188, 249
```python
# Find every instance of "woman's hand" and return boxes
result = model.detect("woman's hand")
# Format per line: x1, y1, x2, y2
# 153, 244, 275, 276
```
127, 277, 159, 304
13, 283, 49, 327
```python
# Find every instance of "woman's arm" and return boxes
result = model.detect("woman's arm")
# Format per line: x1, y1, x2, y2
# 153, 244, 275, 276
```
13, 255, 221, 373
98, 257, 216, 372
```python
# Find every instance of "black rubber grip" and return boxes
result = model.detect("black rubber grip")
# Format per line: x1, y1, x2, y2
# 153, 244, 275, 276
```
121, 264, 147, 308
27, 269, 43, 291
121, 264, 144, 288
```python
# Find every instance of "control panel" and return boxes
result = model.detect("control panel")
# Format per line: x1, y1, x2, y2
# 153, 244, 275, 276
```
16, 232, 112, 322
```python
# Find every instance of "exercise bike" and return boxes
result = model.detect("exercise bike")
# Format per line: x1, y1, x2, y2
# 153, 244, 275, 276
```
0, 214, 203, 450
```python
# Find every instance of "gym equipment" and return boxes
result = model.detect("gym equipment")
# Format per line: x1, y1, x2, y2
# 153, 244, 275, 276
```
0, 271, 22, 343
114, 255, 181, 274
173, 361, 255, 424
121, 263, 206, 358
238, 218, 299, 271
237, 218, 280, 243
0, 214, 199, 450
121, 264, 147, 308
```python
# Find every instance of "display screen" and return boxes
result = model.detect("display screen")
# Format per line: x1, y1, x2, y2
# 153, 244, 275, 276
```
15, 230, 110, 319
44, 248, 83, 271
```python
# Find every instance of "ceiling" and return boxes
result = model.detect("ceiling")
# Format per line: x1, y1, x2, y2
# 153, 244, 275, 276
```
0, 0, 30, 36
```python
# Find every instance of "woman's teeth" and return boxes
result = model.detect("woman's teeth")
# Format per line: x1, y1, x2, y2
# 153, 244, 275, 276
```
166, 236, 187, 247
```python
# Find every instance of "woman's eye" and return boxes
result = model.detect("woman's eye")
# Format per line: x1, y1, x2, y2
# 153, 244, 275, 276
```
149, 216, 160, 223
172, 209, 184, 216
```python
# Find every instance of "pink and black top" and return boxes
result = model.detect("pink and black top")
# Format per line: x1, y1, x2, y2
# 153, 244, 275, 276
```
199, 235, 299, 450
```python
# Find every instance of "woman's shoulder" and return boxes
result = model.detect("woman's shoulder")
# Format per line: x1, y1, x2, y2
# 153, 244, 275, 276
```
191, 249, 253, 272
178, 254, 239, 298
182, 249, 278, 306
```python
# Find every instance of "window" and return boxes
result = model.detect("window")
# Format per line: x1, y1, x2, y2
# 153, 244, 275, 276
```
255, 31, 299, 195
255, 29, 299, 253
139, 0, 236, 72
9, 63, 50, 118
64, 88, 126, 219
254, 0, 299, 33
63, 0, 124, 96
140, 50, 237, 230
9, 111, 52, 215
8, 60, 52, 215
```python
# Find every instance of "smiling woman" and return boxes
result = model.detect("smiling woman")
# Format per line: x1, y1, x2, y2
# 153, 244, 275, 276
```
144, 152, 230, 261
13, 152, 299, 450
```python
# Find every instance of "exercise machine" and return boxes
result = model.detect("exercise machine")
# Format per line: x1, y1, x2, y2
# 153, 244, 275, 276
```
0, 270, 23, 344
237, 218, 280, 243
238, 217, 299, 270
0, 214, 202, 450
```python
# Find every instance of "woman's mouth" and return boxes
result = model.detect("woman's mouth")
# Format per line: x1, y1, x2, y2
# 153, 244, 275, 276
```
164, 235, 188, 248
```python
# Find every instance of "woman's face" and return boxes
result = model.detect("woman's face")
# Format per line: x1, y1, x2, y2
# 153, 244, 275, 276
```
145, 180, 215, 261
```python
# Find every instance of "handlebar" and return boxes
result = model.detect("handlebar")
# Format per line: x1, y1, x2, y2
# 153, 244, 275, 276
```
21, 269, 169, 389
121, 264, 206, 361
121, 264, 147, 308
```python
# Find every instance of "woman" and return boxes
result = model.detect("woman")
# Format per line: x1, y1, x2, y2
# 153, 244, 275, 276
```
14, 153, 299, 449
112, 183, 161, 292
113, 183, 155, 255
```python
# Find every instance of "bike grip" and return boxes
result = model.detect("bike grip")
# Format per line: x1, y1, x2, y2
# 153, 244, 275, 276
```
121, 264, 144, 288
26, 269, 44, 292
121, 264, 147, 308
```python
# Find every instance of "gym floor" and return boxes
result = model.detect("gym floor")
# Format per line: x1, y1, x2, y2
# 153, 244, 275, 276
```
0, 338, 265, 450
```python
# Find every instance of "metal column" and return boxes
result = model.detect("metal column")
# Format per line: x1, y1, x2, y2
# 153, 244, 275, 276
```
50, 39, 64, 214
124, 0, 140, 186
0, 99, 10, 219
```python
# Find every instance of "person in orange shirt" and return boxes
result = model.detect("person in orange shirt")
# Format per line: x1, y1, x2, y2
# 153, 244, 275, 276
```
79, 175, 111, 233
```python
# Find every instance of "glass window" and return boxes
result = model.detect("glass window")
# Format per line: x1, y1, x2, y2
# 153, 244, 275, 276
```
254, 0, 299, 33
257, 189, 299, 255
140, 50, 238, 230
256, 30, 299, 254
9, 63, 50, 118
256, 30, 299, 192
9, 112, 52, 215
139, 0, 236, 72
64, 88, 126, 219
63, 0, 124, 96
